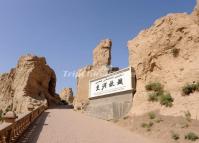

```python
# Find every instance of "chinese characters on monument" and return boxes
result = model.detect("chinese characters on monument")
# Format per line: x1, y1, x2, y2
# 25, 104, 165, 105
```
96, 78, 123, 91
89, 67, 132, 98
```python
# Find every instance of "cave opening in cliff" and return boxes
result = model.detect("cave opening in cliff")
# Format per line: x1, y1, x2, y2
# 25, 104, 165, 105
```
48, 76, 56, 96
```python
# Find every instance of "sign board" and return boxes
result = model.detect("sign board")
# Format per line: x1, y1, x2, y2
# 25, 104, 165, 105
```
89, 67, 132, 98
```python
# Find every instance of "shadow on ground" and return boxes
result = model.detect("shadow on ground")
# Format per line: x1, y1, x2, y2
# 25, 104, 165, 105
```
16, 105, 73, 143
49, 105, 74, 109
16, 111, 49, 143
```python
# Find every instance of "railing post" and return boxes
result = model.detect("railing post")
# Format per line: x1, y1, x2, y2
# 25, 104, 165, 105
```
3, 111, 17, 123
2, 136, 6, 143
7, 129, 12, 143
10, 128, 15, 143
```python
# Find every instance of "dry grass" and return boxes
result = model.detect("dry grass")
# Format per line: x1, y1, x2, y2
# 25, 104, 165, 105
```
116, 112, 199, 143
146, 82, 174, 107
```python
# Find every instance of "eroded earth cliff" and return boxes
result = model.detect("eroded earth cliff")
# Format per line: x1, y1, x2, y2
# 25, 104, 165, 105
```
128, 0, 199, 119
0, 55, 60, 114
60, 88, 74, 104
74, 39, 119, 109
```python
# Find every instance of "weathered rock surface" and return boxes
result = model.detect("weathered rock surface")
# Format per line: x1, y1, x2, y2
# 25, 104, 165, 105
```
128, 1, 199, 119
60, 88, 74, 104
93, 39, 112, 67
74, 39, 119, 109
0, 55, 60, 114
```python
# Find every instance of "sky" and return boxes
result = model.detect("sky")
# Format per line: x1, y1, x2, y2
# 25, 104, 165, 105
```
0, 0, 196, 94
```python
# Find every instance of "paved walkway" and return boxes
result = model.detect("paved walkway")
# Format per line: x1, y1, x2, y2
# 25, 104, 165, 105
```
17, 106, 155, 143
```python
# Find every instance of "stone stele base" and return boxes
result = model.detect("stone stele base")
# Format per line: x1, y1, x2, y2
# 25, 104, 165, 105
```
85, 90, 133, 121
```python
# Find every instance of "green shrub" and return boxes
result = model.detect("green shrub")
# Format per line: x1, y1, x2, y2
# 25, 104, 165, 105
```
196, 82, 199, 91
146, 82, 174, 107
141, 121, 154, 132
155, 118, 163, 123
182, 87, 191, 95
185, 132, 199, 141
148, 112, 156, 120
145, 82, 163, 92
172, 48, 180, 57
182, 82, 199, 95
141, 123, 148, 128
141, 122, 154, 129
148, 92, 159, 102
171, 132, 180, 140
147, 90, 164, 102
159, 93, 174, 107
182, 84, 194, 95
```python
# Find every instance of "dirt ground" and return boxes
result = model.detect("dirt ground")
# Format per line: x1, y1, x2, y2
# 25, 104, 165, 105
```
116, 111, 199, 143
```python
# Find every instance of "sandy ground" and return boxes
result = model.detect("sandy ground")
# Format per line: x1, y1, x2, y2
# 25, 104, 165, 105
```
117, 112, 199, 143
17, 106, 156, 143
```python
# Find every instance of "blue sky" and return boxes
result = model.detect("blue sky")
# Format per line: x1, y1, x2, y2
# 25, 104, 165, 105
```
0, 0, 196, 94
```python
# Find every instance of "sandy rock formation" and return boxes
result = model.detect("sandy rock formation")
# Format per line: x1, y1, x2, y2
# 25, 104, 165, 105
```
93, 39, 112, 66
74, 39, 119, 109
128, 1, 199, 119
59, 88, 74, 104
192, 0, 199, 24
0, 55, 60, 114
